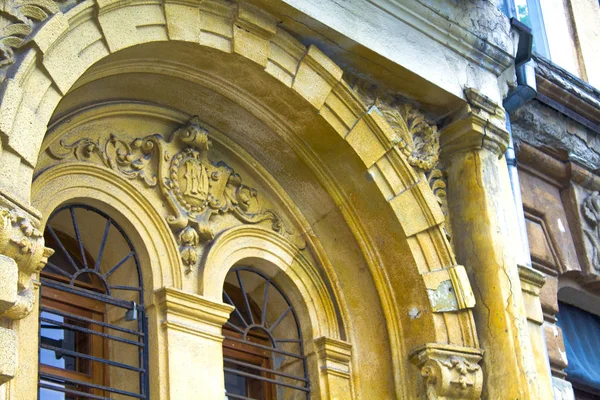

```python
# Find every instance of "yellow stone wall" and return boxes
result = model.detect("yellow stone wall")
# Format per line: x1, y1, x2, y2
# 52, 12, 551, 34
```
0, 0, 557, 399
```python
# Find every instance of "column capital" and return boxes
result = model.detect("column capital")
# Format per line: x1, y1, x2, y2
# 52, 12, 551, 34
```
410, 343, 483, 400
155, 287, 233, 342
314, 336, 352, 377
440, 112, 509, 160
314, 336, 354, 398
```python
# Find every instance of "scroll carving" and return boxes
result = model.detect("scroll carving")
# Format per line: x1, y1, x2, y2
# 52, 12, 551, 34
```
0, 206, 54, 319
582, 191, 600, 272
51, 117, 297, 273
411, 344, 483, 400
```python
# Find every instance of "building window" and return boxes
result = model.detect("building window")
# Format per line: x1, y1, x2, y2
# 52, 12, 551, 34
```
498, 0, 588, 79
222, 267, 310, 400
498, 0, 550, 57
38, 205, 149, 399
556, 301, 600, 399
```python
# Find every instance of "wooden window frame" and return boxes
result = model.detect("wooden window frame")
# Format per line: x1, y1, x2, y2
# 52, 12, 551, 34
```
40, 286, 107, 398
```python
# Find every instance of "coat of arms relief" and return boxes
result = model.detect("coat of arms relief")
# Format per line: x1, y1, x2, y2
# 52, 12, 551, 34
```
50, 117, 301, 273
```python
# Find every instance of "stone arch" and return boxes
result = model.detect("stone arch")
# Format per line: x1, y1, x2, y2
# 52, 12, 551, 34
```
202, 225, 340, 340
0, 0, 481, 397
203, 225, 349, 397
31, 162, 183, 295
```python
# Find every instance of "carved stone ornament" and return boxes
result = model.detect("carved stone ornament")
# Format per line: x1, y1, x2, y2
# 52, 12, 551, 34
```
51, 117, 298, 273
348, 76, 441, 173
0, 206, 54, 319
348, 77, 449, 230
582, 191, 600, 273
0, 1, 72, 80
411, 344, 483, 400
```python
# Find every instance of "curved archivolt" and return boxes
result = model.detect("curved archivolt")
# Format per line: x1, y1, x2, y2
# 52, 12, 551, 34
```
43, 204, 143, 304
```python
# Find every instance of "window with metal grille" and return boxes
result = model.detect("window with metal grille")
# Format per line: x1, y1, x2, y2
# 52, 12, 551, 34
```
222, 267, 310, 400
38, 205, 149, 400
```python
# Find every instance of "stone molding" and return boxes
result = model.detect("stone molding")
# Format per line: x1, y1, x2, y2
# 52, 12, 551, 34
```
439, 88, 509, 160
201, 224, 339, 339
369, 0, 512, 76
0, 199, 53, 384
440, 109, 510, 160
534, 55, 600, 133
314, 336, 352, 379
349, 76, 441, 174
155, 287, 233, 342
582, 191, 600, 273
0, 0, 484, 395
0, 1, 65, 77
314, 336, 354, 397
411, 343, 483, 400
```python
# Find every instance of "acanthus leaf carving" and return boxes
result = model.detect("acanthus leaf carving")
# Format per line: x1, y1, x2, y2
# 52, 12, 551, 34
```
52, 116, 300, 273
411, 344, 483, 400
378, 102, 440, 172
582, 191, 600, 273
348, 76, 441, 173
52, 133, 159, 187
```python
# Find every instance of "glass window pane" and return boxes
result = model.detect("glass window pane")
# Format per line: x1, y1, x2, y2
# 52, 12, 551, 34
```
225, 371, 247, 396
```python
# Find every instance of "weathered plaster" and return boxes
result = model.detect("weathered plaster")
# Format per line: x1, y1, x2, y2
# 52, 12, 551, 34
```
249, 0, 515, 116
512, 100, 600, 170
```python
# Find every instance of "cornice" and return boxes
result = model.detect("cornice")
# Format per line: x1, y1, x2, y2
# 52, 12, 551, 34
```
367, 0, 513, 76
534, 55, 600, 132
517, 142, 600, 192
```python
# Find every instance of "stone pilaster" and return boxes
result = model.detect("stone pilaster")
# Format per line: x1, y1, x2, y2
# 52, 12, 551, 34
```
519, 265, 554, 400
0, 193, 53, 385
439, 91, 548, 399
410, 343, 483, 400
314, 337, 353, 400
154, 287, 233, 400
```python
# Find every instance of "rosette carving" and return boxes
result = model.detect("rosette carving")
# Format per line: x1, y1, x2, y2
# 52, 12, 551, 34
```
411, 344, 483, 400
52, 117, 300, 273
0, 206, 54, 319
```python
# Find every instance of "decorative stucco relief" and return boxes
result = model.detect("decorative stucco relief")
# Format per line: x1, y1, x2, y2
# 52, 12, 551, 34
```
348, 77, 449, 236
0, 205, 53, 319
582, 191, 600, 273
50, 117, 299, 273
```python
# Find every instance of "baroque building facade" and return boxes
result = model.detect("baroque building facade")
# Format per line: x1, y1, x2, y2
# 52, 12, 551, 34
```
0, 0, 597, 399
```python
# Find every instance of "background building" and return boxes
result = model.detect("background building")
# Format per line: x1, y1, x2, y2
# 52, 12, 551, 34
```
0, 0, 597, 399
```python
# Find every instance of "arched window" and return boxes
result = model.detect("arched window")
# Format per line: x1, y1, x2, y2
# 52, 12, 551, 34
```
38, 205, 149, 399
222, 267, 309, 400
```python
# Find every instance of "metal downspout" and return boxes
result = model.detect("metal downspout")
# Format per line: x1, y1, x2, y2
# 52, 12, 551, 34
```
503, 20, 537, 269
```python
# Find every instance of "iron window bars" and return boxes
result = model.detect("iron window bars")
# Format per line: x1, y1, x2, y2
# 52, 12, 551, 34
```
223, 267, 310, 400
38, 205, 149, 400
